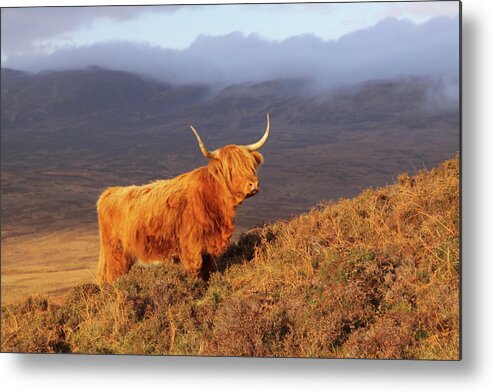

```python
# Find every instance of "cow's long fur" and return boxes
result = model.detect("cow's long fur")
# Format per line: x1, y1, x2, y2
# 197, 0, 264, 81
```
97, 145, 264, 284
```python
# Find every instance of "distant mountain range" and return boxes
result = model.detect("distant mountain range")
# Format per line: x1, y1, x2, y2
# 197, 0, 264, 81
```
1, 66, 210, 126
1, 67, 460, 236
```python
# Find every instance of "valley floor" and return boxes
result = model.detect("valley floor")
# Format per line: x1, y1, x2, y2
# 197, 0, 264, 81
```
1, 225, 99, 304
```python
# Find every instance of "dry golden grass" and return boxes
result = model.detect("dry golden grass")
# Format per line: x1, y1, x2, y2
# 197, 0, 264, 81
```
1, 156, 459, 358
1, 225, 99, 304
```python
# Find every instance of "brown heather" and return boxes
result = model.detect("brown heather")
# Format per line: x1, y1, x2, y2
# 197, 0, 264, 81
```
1, 156, 460, 359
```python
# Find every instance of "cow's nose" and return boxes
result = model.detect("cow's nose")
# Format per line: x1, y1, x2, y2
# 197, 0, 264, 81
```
247, 179, 259, 192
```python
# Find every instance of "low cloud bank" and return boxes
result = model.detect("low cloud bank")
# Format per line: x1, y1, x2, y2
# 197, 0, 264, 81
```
4, 15, 459, 111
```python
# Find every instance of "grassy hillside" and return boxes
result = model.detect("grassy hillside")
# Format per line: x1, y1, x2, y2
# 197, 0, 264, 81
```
1, 156, 460, 359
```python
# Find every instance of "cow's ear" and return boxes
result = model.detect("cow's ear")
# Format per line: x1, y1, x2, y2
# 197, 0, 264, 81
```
252, 151, 264, 166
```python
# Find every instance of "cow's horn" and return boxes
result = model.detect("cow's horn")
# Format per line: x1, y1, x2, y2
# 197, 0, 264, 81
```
245, 113, 270, 151
189, 124, 218, 159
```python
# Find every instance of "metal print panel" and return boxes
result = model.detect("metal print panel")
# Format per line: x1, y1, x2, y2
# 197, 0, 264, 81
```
0, 1, 461, 359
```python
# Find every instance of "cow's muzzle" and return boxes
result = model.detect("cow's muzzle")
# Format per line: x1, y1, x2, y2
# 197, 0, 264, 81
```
246, 179, 259, 197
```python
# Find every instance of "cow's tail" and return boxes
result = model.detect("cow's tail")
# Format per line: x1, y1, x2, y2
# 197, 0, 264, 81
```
96, 193, 109, 285
96, 238, 108, 285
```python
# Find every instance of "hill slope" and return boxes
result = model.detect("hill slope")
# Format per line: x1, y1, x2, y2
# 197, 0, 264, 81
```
1, 156, 460, 359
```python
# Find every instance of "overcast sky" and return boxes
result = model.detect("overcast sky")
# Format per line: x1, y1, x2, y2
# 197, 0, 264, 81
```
1, 1, 460, 88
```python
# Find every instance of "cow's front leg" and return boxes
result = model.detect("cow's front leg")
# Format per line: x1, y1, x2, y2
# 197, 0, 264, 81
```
179, 239, 203, 277
201, 254, 217, 281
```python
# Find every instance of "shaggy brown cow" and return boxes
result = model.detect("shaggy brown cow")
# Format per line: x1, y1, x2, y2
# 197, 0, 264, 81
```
96, 113, 270, 283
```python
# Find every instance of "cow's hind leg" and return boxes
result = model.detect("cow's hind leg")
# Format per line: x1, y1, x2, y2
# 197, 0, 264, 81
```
98, 239, 134, 284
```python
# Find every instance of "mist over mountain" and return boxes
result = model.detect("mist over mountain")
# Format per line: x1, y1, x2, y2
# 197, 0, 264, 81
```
4, 15, 459, 94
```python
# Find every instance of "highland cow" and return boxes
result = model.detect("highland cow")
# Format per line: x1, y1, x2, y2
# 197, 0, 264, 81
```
96, 113, 270, 283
